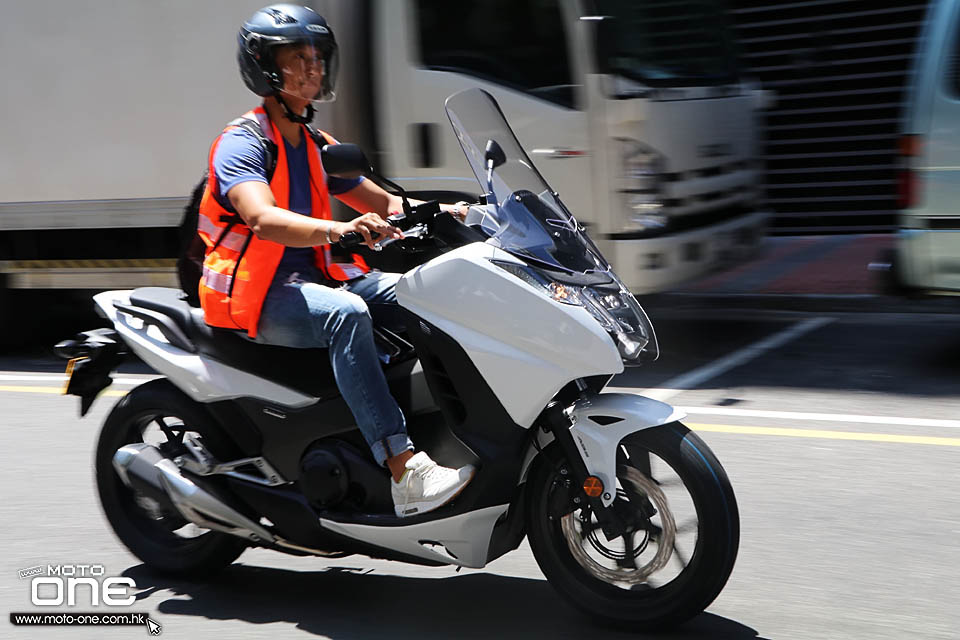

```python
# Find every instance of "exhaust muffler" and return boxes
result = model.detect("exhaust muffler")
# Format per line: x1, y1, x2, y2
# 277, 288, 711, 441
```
112, 443, 275, 544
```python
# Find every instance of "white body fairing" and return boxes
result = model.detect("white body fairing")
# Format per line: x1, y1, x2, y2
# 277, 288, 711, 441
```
568, 393, 686, 507
395, 243, 624, 428
320, 504, 509, 568
96, 247, 670, 560
93, 290, 318, 408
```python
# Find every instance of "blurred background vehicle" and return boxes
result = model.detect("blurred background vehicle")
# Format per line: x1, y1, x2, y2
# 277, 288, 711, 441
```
318, 0, 770, 293
4, 0, 938, 343
0, 0, 771, 340
888, 0, 960, 295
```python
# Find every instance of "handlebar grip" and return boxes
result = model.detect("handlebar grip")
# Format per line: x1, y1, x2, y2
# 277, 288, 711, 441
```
337, 230, 381, 249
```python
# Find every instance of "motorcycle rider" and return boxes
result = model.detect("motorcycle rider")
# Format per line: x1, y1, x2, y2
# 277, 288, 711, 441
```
198, 4, 473, 517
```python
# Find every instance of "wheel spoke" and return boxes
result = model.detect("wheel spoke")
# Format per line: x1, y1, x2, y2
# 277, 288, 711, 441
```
653, 476, 683, 488
617, 530, 637, 569
641, 519, 663, 537
676, 518, 699, 535
578, 516, 602, 541
672, 542, 689, 569
155, 417, 184, 445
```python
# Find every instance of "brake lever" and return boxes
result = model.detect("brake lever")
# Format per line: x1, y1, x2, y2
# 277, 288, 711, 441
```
376, 223, 427, 250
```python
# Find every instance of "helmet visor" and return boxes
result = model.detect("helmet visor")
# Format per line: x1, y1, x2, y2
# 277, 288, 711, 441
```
268, 37, 338, 102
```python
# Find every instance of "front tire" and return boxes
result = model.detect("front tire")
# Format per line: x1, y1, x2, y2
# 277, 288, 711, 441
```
526, 421, 739, 629
95, 379, 247, 577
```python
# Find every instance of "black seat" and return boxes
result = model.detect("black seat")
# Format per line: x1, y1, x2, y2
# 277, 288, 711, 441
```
127, 288, 340, 398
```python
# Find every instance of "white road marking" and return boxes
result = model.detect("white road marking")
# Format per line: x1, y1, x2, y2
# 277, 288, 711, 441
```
0, 373, 159, 386
626, 317, 834, 402
688, 422, 960, 447
680, 406, 960, 430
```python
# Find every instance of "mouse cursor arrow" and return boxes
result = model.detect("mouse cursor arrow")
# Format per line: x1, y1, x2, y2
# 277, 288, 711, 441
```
146, 617, 162, 635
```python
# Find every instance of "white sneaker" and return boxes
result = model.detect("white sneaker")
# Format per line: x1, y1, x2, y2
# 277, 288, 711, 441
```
391, 451, 475, 517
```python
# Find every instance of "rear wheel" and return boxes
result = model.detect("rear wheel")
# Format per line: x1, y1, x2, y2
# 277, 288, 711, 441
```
526, 422, 739, 629
95, 379, 247, 576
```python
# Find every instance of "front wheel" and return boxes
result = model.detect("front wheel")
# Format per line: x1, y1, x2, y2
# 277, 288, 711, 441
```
526, 422, 739, 629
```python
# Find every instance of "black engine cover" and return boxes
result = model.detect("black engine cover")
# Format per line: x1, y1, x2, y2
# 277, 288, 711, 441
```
300, 441, 393, 514
300, 447, 349, 508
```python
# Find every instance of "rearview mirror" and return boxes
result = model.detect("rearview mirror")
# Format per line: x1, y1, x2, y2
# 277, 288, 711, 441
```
321, 143, 371, 179
484, 139, 506, 170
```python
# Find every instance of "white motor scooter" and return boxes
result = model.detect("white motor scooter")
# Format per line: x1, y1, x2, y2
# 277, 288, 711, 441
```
57, 89, 738, 629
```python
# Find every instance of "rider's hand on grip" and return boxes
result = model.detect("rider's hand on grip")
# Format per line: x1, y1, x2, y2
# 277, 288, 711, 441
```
337, 230, 375, 248
336, 212, 403, 250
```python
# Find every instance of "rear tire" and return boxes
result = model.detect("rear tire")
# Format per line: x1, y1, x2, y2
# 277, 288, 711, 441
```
526, 422, 739, 629
95, 379, 247, 577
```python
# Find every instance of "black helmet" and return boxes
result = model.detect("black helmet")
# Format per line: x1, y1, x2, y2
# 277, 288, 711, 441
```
237, 4, 338, 102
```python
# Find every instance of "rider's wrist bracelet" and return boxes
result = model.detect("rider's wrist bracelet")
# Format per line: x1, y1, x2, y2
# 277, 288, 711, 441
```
324, 224, 332, 245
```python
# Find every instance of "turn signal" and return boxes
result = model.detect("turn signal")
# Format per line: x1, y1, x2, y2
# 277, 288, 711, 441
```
582, 476, 604, 498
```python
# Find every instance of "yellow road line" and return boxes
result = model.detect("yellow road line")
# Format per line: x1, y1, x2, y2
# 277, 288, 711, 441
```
688, 422, 960, 448
0, 383, 957, 448
0, 385, 127, 397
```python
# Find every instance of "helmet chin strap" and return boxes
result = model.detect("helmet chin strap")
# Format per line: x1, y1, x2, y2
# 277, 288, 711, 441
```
275, 93, 315, 124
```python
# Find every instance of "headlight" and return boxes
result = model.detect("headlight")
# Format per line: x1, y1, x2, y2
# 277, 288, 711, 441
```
580, 286, 654, 362
490, 261, 582, 305
615, 138, 666, 233
490, 260, 657, 363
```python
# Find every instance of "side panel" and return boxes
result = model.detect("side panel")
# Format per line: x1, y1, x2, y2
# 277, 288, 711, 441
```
320, 504, 509, 568
93, 291, 318, 409
395, 244, 624, 428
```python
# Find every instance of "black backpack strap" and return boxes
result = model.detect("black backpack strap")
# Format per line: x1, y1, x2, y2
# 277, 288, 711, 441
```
305, 124, 335, 150
209, 117, 273, 246
232, 117, 279, 182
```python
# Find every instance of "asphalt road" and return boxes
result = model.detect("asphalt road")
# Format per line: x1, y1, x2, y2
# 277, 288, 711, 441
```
1, 307, 959, 639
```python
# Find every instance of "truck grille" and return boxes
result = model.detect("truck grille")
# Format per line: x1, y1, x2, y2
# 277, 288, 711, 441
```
730, 1, 928, 233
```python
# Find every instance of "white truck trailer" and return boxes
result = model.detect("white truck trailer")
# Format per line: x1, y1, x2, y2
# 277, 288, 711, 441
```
0, 0, 769, 333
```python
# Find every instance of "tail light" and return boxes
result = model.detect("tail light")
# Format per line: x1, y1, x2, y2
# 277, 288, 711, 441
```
897, 134, 923, 209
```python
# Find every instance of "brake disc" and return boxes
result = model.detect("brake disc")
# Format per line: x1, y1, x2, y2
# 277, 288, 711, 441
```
560, 466, 676, 585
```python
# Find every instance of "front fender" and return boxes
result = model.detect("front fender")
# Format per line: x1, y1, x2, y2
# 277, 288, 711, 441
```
569, 393, 686, 507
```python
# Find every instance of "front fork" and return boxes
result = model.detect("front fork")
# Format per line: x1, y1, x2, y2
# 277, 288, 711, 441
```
534, 386, 687, 540
538, 400, 627, 540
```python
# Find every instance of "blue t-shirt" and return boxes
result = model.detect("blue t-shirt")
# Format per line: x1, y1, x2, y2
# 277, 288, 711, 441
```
212, 125, 363, 275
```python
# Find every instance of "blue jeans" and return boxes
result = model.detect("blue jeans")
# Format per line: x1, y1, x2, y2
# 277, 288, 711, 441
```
254, 265, 413, 466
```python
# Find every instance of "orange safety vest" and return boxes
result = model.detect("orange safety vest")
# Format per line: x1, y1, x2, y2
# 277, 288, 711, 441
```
197, 106, 370, 337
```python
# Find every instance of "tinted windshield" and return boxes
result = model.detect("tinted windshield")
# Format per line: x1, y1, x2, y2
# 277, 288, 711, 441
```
444, 88, 609, 274
588, 0, 739, 86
